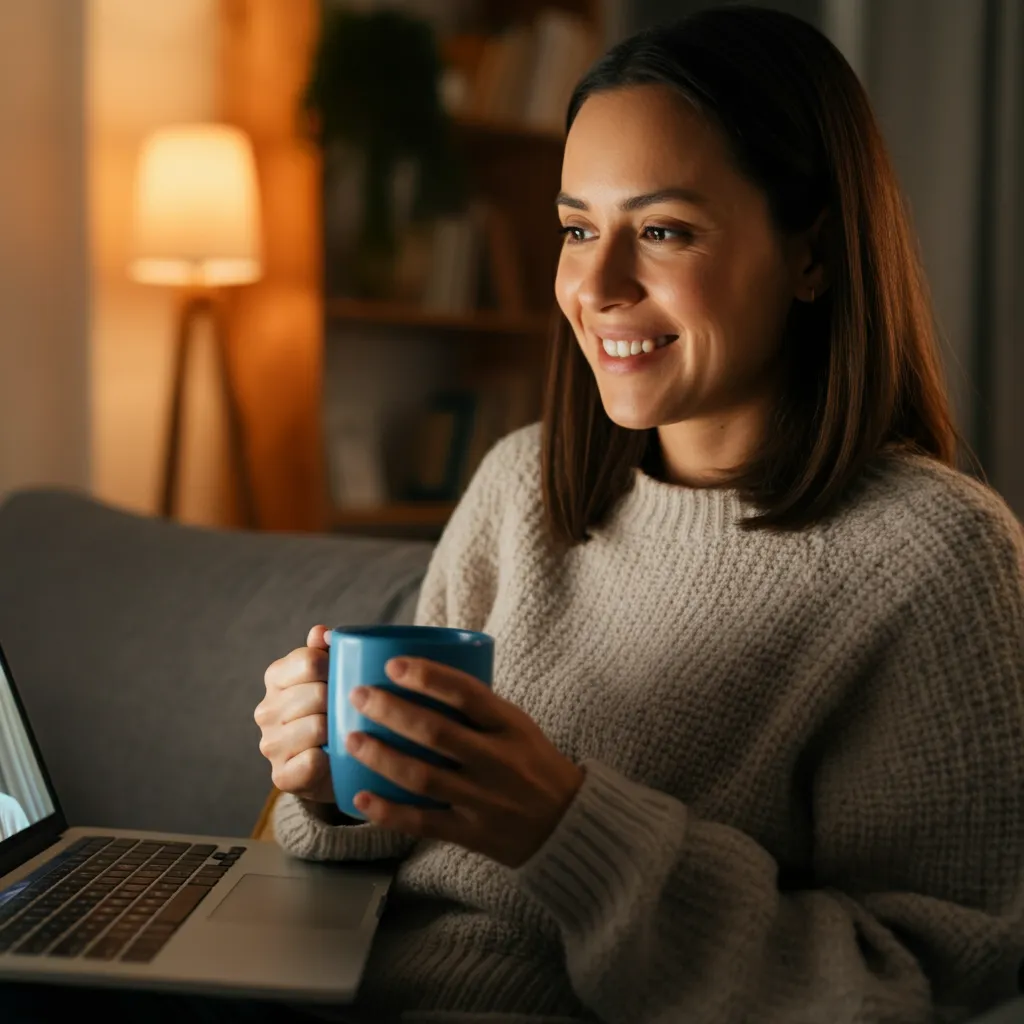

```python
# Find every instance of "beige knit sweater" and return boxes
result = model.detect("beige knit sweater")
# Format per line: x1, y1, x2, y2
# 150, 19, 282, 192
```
275, 423, 1024, 1024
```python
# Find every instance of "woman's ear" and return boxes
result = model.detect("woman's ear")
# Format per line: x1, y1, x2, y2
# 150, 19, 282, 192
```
791, 208, 831, 302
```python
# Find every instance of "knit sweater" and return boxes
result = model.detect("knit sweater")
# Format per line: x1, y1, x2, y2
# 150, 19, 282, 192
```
275, 423, 1024, 1024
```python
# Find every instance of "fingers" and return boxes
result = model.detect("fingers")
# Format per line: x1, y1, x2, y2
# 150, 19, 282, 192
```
386, 658, 510, 732
256, 626, 336, 805
307, 624, 331, 650
353, 794, 463, 843
264, 644, 329, 694
278, 681, 328, 726
352, 686, 488, 766
259, 713, 327, 766
272, 746, 334, 804
346, 731, 483, 809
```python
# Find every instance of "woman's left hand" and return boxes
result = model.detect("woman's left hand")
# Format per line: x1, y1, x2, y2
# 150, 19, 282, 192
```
344, 657, 585, 869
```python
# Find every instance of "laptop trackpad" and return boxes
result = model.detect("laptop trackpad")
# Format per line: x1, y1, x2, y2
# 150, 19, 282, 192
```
209, 873, 374, 930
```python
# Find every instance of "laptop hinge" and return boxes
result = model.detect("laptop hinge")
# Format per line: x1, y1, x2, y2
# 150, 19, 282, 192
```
0, 813, 67, 882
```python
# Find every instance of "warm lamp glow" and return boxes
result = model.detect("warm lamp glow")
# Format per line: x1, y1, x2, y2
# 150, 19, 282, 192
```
130, 124, 262, 287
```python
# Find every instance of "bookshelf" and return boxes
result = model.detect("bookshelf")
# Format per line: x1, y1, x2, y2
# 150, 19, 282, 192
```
321, 0, 603, 540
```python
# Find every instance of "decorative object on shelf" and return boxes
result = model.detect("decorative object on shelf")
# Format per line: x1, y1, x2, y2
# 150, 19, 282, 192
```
402, 391, 477, 502
323, 402, 390, 510
130, 123, 261, 527
303, 6, 464, 300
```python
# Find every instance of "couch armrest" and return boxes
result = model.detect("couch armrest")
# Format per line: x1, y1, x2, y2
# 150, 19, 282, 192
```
0, 488, 432, 838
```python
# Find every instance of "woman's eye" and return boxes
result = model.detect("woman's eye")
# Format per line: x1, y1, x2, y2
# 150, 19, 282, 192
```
558, 225, 590, 243
642, 225, 692, 243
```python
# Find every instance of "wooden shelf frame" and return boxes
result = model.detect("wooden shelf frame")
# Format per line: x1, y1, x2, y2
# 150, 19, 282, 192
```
330, 501, 456, 530
453, 115, 564, 146
325, 296, 552, 335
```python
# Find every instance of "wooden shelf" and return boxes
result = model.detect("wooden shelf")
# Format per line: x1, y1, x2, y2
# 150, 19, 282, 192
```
330, 501, 457, 530
325, 297, 550, 335
453, 115, 563, 147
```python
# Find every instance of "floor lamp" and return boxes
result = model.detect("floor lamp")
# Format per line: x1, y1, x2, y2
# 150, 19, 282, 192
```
129, 124, 262, 527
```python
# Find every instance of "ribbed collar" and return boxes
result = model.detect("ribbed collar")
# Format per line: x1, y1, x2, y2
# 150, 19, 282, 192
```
601, 467, 752, 540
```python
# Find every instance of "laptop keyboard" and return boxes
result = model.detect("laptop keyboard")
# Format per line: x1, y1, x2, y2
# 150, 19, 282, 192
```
0, 836, 246, 964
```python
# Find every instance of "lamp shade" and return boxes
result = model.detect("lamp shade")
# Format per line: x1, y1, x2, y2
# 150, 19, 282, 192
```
130, 124, 262, 287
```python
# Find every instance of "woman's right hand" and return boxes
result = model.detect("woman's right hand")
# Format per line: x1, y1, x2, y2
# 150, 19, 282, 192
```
255, 624, 335, 806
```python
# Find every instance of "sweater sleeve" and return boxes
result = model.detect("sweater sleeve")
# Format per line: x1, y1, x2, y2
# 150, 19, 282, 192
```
274, 431, 512, 863
511, 501, 1024, 1023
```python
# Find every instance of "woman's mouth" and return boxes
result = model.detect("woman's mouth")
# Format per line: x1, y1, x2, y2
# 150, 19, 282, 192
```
599, 335, 678, 358
594, 333, 678, 374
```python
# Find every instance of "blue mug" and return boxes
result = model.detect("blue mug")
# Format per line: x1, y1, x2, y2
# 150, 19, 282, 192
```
324, 625, 495, 820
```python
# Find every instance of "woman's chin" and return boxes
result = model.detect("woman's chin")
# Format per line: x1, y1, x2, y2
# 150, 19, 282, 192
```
602, 407, 665, 432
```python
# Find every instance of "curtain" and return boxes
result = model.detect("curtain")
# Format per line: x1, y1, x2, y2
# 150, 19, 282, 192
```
851, 0, 1023, 518
0, 666, 54, 823
985, 0, 1023, 518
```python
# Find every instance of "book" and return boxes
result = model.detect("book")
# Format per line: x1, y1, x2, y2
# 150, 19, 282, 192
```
323, 402, 389, 509
480, 201, 526, 313
421, 205, 485, 313
458, 376, 508, 492
403, 391, 477, 501
470, 24, 535, 123
522, 10, 598, 133
457, 369, 540, 492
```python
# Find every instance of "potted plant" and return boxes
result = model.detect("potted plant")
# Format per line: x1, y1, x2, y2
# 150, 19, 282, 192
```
303, 6, 464, 299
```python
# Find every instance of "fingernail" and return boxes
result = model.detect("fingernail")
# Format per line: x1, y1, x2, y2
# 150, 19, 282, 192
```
386, 657, 408, 680
346, 732, 365, 753
350, 686, 368, 709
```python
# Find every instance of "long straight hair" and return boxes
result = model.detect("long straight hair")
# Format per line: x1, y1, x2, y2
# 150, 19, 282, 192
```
541, 6, 964, 546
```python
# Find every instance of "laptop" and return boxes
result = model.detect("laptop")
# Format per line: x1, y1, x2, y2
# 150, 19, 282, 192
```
0, 635, 393, 1003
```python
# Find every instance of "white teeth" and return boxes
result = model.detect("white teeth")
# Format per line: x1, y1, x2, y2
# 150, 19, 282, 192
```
600, 336, 674, 359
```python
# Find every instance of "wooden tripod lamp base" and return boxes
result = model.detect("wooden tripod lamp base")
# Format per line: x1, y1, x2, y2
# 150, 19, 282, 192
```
159, 292, 257, 528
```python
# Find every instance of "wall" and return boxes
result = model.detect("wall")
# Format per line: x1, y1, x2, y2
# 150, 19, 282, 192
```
87, 0, 234, 525
0, 3, 90, 503
219, 0, 329, 532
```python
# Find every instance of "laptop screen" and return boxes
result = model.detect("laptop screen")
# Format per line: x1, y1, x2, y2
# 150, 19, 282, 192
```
0, 649, 56, 848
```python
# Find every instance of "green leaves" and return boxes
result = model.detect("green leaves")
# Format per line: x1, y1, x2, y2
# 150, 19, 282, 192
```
303, 7, 464, 221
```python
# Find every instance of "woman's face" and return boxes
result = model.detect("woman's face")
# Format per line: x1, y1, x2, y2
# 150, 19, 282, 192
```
555, 85, 805, 436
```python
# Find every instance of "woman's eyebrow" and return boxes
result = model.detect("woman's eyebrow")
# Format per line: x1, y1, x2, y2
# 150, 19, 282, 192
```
555, 187, 708, 211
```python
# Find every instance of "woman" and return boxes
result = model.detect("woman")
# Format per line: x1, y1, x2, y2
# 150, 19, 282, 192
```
5, 6, 1022, 1024
258, 7, 1024, 1024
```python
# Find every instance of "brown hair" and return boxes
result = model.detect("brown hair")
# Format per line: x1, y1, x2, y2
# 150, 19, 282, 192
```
541, 5, 965, 546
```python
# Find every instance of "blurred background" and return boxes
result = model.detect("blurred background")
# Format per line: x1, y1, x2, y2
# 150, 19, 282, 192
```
0, 0, 1019, 542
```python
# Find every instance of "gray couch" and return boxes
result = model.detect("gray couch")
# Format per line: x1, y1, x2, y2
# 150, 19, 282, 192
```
0, 488, 433, 838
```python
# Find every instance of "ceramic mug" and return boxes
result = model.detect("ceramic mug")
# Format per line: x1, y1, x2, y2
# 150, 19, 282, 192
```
323, 624, 494, 819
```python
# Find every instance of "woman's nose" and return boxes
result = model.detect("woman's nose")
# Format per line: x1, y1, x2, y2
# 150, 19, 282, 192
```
573, 236, 643, 311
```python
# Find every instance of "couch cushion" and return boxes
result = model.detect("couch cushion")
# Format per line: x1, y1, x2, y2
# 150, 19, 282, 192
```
0, 488, 431, 838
